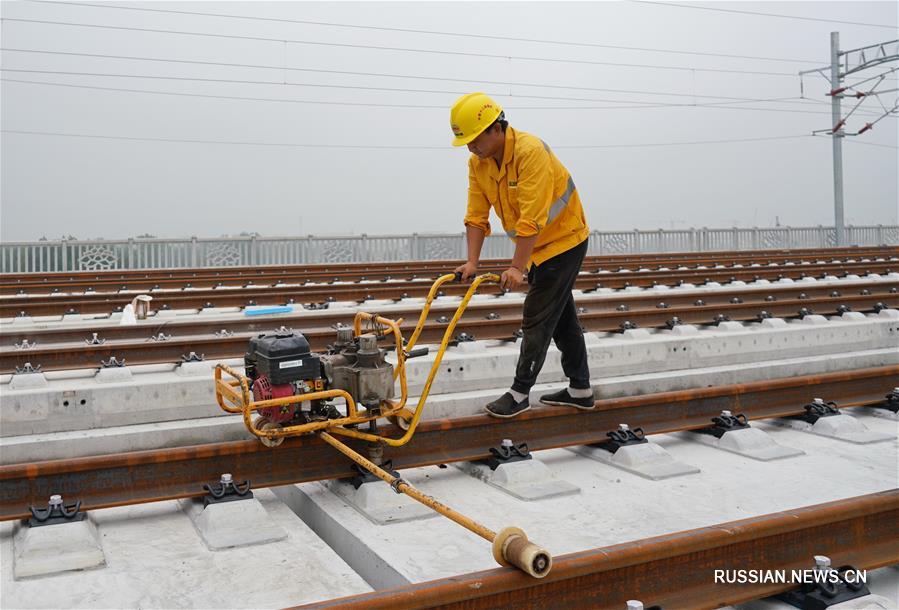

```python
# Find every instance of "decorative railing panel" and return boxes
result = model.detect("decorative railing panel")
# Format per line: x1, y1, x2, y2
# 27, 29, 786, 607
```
1, 226, 895, 273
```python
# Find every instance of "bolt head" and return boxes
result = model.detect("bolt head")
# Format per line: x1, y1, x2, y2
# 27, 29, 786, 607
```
721, 410, 732, 417
814, 555, 831, 569
626, 602, 644, 610
619, 423, 629, 431
813, 398, 824, 404
501, 439, 513, 448
221, 473, 233, 484
49, 494, 63, 506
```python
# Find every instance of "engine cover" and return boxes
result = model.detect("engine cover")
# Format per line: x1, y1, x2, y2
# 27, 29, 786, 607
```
246, 331, 320, 385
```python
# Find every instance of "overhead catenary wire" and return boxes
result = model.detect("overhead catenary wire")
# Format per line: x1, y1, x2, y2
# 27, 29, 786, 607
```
5, 75, 885, 118
0, 47, 807, 102
630, 0, 898, 30
0, 129, 815, 149
22, 0, 831, 65
0, 17, 806, 78
0, 47, 876, 106
813, 133, 898, 149
0, 68, 689, 107
0, 65, 805, 107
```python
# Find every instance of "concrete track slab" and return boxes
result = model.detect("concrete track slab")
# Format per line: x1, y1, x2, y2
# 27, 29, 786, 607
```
0, 489, 371, 609
272, 414, 897, 585
3, 348, 895, 463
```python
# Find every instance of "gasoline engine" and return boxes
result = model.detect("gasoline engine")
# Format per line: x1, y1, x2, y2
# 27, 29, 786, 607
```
244, 327, 395, 445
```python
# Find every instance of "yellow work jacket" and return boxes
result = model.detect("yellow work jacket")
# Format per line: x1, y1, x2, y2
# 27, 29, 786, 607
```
464, 127, 590, 266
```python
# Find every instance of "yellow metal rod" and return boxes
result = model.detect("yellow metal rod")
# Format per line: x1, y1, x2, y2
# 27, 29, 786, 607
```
319, 431, 497, 543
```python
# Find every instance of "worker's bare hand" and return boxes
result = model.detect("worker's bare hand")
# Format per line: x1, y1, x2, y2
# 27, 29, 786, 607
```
454, 262, 478, 282
500, 267, 526, 292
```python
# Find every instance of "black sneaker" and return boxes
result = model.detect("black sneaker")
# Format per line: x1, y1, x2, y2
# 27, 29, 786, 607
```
484, 392, 531, 418
539, 388, 594, 410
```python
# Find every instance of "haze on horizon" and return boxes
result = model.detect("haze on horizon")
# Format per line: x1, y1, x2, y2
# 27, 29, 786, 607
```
1, 0, 897, 242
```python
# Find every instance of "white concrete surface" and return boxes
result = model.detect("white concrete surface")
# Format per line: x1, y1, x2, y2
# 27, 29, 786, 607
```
3, 310, 896, 439
0, 489, 371, 608
681, 427, 805, 461
569, 441, 701, 480
12, 518, 105, 580
325, 479, 436, 525
770, 414, 894, 444
3, 347, 895, 463
272, 409, 897, 585
179, 496, 287, 550
455, 458, 580, 501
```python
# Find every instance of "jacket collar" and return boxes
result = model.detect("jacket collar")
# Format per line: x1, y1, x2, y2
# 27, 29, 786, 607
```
486, 127, 516, 180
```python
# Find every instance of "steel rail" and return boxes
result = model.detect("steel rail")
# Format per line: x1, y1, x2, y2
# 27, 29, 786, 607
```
4, 247, 894, 292
296, 489, 899, 610
4, 279, 894, 346
0, 365, 894, 522
2, 261, 894, 318
3, 291, 896, 374
3, 252, 897, 297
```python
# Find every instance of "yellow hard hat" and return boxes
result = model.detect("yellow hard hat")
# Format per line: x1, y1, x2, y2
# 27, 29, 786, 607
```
450, 93, 504, 147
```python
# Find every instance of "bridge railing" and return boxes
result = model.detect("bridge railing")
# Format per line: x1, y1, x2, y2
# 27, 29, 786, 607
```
1, 225, 896, 273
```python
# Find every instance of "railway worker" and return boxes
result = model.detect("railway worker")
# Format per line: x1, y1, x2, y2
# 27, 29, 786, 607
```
449, 92, 594, 418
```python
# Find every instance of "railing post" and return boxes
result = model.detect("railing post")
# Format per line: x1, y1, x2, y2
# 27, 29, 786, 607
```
61, 239, 69, 271
785, 226, 793, 249
731, 226, 739, 250
249, 235, 257, 266
877, 224, 884, 245
191, 236, 198, 267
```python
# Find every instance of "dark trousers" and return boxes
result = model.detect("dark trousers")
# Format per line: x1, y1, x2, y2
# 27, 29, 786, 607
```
511, 239, 591, 394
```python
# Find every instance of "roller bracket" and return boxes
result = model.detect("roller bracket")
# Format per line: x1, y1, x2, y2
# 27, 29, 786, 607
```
389, 478, 407, 494
775, 558, 869, 609
15, 362, 42, 374
798, 398, 840, 424
28, 495, 86, 528
486, 439, 532, 470
101, 357, 126, 368
695, 410, 750, 439
879, 388, 899, 414
599, 424, 647, 453
85, 333, 106, 346
348, 461, 400, 490
665, 317, 682, 329
202, 473, 253, 507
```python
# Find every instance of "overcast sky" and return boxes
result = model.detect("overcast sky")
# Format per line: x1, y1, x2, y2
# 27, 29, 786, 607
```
1, 0, 897, 241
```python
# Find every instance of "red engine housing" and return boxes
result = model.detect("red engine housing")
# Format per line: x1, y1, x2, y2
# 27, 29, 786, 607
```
252, 375, 298, 423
